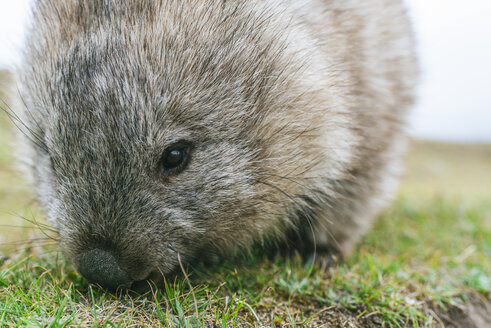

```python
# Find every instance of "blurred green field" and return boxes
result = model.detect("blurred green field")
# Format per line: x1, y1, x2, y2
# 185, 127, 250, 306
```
0, 71, 43, 252
0, 70, 489, 327
403, 140, 491, 198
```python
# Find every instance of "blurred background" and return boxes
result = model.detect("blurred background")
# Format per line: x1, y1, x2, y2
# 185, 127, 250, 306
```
0, 0, 490, 251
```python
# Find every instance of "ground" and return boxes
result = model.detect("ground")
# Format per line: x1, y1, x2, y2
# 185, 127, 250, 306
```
0, 70, 490, 327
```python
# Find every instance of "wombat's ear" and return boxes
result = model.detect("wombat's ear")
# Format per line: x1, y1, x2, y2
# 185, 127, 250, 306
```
158, 140, 192, 178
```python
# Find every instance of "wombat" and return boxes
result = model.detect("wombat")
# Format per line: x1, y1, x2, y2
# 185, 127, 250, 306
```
16, 0, 417, 290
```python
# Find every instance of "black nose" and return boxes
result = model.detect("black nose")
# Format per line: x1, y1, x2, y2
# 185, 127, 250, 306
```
79, 249, 132, 290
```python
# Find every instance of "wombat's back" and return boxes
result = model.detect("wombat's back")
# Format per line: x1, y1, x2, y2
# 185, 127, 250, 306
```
293, 0, 418, 253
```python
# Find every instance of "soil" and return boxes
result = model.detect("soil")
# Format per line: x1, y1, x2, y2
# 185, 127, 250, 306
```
231, 292, 490, 327
429, 293, 491, 328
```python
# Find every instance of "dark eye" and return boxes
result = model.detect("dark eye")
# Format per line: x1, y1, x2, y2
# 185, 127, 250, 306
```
159, 141, 191, 176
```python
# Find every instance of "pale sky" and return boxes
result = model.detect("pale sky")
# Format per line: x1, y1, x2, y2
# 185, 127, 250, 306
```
0, 0, 490, 142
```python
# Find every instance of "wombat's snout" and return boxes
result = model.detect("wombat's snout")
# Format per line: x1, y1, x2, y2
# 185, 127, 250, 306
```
79, 249, 132, 290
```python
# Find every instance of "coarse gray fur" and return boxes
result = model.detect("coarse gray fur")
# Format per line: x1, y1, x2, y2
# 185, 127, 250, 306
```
15, 0, 417, 288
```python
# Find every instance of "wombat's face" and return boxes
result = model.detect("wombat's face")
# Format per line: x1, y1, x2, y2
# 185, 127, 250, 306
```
20, 1, 333, 290
32, 63, 268, 289
32, 53, 272, 289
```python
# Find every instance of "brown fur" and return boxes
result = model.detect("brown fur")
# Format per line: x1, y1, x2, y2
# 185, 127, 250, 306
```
16, 0, 417, 288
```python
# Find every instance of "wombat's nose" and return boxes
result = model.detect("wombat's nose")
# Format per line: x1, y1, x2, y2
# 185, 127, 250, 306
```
79, 249, 132, 290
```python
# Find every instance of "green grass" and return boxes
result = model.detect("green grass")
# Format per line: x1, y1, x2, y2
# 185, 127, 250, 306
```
0, 71, 490, 327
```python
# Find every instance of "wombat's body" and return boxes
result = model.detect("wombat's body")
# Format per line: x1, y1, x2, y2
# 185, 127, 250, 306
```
18, 0, 417, 289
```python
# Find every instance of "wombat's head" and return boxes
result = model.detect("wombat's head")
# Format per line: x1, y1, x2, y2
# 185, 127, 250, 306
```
18, 1, 352, 290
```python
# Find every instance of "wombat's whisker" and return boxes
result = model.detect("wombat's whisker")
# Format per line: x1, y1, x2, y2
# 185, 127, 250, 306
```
0, 98, 48, 152
0, 224, 49, 229
8, 213, 59, 235
260, 173, 311, 189
0, 238, 59, 248
16, 91, 47, 138
256, 181, 302, 206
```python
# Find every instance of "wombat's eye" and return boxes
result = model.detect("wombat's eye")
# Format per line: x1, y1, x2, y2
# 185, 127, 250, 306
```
159, 141, 191, 176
